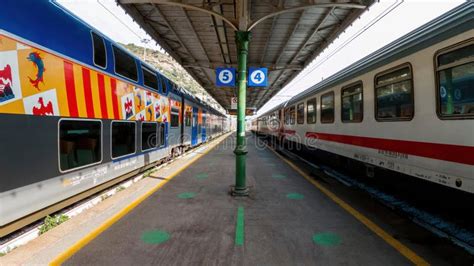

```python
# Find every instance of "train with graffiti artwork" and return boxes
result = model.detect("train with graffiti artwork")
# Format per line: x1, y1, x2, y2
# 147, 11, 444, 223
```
254, 3, 473, 194
0, 0, 230, 237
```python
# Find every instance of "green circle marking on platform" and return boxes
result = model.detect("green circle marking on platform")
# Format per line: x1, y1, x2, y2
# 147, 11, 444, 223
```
312, 232, 341, 247
286, 193, 304, 200
195, 173, 209, 180
178, 192, 196, 199
141, 230, 170, 244
272, 174, 286, 179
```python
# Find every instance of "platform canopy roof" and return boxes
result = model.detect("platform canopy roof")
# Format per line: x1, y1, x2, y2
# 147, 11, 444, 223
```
118, 0, 374, 111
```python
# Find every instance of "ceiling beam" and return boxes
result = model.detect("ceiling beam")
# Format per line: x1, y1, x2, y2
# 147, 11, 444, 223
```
150, 4, 195, 60
257, 6, 336, 108
182, 61, 303, 71
259, 13, 278, 65
119, 0, 239, 31
248, 2, 366, 31
180, 7, 215, 85
288, 7, 335, 65
279, 7, 365, 92
236, 0, 250, 31
274, 10, 305, 67
210, 2, 232, 64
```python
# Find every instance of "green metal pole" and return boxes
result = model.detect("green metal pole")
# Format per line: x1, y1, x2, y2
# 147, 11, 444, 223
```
232, 31, 251, 196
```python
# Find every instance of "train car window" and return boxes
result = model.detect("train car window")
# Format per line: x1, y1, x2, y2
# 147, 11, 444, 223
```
59, 120, 102, 172
159, 123, 165, 146
170, 107, 179, 128
341, 82, 363, 122
297, 103, 305, 124
170, 107, 179, 127
435, 40, 474, 118
375, 64, 413, 121
306, 98, 317, 124
159, 75, 168, 94
113, 45, 138, 81
141, 122, 157, 151
185, 110, 192, 127
91, 32, 106, 68
284, 107, 293, 125
289, 106, 296, 125
142, 66, 158, 91
321, 92, 335, 123
111, 121, 136, 158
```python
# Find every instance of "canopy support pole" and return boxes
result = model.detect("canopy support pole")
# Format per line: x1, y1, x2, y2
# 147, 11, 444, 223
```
232, 30, 251, 197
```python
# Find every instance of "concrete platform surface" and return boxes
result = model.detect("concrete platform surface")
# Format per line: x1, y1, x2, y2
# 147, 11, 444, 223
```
62, 134, 423, 265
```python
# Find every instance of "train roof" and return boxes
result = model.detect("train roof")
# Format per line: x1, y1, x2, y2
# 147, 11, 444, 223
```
259, 1, 473, 117
258, 103, 285, 118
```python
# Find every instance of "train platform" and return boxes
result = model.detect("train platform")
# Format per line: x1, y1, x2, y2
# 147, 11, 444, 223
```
3, 133, 465, 265
46, 132, 436, 265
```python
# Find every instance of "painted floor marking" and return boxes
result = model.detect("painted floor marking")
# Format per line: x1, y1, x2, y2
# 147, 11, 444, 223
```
49, 133, 231, 266
267, 144, 429, 266
286, 193, 304, 200
313, 232, 341, 247
195, 173, 209, 180
178, 192, 196, 199
272, 173, 286, 179
141, 230, 170, 244
235, 206, 245, 246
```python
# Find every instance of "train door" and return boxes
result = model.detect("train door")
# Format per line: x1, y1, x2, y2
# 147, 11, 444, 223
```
180, 97, 185, 146
197, 108, 202, 144
202, 111, 207, 142
278, 109, 284, 143
191, 106, 198, 146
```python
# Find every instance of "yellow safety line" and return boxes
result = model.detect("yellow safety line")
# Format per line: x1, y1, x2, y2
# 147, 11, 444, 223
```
267, 146, 430, 266
50, 133, 230, 266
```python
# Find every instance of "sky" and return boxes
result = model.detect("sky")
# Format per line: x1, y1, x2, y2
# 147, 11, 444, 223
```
57, 0, 465, 115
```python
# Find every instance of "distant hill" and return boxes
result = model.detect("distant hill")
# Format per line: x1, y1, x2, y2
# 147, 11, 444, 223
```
120, 43, 224, 113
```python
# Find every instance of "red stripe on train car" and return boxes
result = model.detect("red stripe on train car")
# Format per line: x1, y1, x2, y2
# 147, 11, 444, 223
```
305, 132, 474, 165
81, 68, 95, 118
97, 74, 108, 119
110, 78, 120, 119
63, 61, 78, 117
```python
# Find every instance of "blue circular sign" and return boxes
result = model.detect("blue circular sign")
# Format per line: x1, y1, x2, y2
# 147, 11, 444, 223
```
250, 70, 265, 85
218, 69, 233, 84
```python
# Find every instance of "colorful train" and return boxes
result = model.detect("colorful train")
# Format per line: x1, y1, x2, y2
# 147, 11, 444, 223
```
253, 3, 473, 194
0, 1, 230, 237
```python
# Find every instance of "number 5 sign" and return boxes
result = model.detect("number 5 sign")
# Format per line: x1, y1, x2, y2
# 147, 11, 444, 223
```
248, 67, 268, 87
216, 67, 236, 87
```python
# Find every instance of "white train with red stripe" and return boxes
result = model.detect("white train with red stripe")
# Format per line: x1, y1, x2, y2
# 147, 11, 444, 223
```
254, 3, 474, 194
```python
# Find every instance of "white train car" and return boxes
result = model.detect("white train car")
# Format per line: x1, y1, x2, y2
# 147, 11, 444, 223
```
257, 3, 474, 193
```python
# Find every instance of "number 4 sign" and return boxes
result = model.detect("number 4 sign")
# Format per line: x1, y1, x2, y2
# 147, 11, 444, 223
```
248, 67, 268, 87
216, 67, 236, 87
